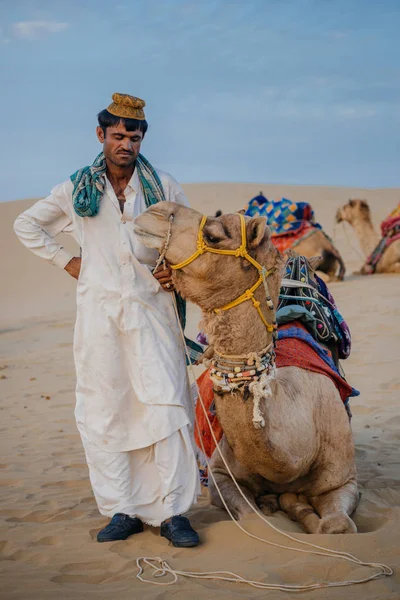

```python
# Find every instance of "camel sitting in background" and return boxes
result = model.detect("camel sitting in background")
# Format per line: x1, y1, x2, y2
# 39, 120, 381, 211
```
287, 229, 344, 282
134, 202, 359, 534
336, 199, 400, 274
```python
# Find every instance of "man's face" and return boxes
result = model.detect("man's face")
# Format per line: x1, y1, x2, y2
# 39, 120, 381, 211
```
96, 122, 143, 168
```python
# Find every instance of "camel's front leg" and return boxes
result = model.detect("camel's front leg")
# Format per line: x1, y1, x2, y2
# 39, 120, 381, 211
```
209, 470, 259, 519
208, 437, 258, 520
310, 478, 359, 534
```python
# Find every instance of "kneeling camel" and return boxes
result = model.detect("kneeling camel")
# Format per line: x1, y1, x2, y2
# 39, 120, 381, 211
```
134, 203, 359, 534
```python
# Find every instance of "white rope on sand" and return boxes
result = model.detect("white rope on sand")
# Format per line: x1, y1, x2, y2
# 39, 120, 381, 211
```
136, 293, 392, 592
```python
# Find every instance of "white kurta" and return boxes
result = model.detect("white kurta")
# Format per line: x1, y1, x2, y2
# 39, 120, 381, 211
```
14, 167, 200, 523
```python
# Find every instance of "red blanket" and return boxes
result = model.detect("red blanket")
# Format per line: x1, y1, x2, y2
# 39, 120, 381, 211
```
194, 323, 354, 459
271, 223, 315, 253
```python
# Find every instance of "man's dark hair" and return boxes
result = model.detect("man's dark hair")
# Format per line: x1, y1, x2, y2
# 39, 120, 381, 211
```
97, 109, 148, 137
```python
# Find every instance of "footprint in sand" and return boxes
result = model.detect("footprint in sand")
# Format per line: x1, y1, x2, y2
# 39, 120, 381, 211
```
353, 514, 389, 532
51, 561, 133, 585
31, 535, 60, 547
42, 479, 87, 489
0, 541, 8, 554
380, 378, 400, 391
48, 322, 73, 330
6, 508, 85, 523
0, 479, 22, 487
62, 463, 87, 471
6, 549, 50, 565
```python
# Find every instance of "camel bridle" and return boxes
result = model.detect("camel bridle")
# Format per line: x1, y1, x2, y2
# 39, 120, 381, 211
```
167, 213, 277, 334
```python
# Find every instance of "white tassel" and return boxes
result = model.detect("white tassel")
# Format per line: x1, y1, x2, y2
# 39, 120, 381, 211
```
249, 368, 276, 429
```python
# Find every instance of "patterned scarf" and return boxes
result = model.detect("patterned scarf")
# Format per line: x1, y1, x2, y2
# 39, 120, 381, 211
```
70, 152, 204, 363
71, 152, 165, 217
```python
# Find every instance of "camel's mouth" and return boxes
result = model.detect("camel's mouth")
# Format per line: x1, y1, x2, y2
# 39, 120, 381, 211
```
133, 215, 166, 251
335, 209, 344, 224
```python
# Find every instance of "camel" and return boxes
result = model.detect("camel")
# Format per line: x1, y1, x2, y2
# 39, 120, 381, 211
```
287, 229, 345, 282
214, 210, 345, 283
133, 203, 359, 534
336, 199, 400, 274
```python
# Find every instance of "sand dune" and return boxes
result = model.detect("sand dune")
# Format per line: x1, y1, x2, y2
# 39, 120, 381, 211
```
1, 184, 399, 599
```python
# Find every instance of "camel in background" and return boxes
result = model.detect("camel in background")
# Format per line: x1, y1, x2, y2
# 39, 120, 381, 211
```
336, 199, 400, 274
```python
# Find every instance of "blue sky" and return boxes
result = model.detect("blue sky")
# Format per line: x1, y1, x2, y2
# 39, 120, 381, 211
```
1, 0, 399, 201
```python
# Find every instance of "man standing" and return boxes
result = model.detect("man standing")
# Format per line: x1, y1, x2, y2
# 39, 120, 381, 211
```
14, 93, 200, 547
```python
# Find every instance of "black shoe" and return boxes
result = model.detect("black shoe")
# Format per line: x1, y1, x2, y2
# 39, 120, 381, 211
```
160, 516, 199, 548
97, 513, 144, 542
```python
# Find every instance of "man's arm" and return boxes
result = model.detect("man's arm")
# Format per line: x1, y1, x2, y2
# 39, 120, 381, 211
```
13, 182, 80, 278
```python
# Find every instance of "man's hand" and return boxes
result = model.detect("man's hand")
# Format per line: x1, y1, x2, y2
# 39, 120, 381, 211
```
65, 257, 82, 280
153, 264, 175, 292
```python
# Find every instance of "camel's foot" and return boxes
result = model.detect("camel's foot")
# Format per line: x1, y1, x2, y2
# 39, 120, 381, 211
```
209, 473, 258, 520
310, 477, 359, 534
315, 270, 330, 283
256, 493, 279, 515
390, 262, 400, 273
279, 493, 320, 533
317, 512, 357, 534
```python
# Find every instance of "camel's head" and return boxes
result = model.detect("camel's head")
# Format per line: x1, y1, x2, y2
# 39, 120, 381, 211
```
336, 199, 371, 225
133, 202, 282, 311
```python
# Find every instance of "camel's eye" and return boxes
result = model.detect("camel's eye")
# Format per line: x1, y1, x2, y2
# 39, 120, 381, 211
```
204, 233, 222, 244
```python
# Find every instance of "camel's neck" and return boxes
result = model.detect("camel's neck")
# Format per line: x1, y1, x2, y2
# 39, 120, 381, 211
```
201, 284, 275, 356
350, 218, 380, 257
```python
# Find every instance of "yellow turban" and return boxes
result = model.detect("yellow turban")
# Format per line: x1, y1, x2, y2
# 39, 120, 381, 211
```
107, 93, 146, 120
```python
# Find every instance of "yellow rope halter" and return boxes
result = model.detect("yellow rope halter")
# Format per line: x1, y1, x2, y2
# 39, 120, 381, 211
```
170, 214, 277, 333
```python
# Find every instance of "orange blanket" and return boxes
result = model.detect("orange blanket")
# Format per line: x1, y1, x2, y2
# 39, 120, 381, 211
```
194, 323, 354, 459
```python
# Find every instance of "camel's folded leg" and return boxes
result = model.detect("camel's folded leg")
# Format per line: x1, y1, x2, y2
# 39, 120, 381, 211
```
279, 493, 320, 533
388, 262, 400, 273
310, 478, 359, 534
256, 493, 279, 515
209, 470, 259, 520
315, 270, 330, 283
208, 437, 259, 520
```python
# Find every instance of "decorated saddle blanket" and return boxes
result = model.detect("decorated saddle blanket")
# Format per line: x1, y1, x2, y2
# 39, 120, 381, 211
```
194, 321, 359, 463
244, 194, 324, 253
278, 255, 351, 359
364, 205, 400, 273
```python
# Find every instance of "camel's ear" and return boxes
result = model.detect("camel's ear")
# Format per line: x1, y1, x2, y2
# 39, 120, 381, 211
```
285, 248, 299, 259
308, 255, 323, 271
237, 209, 246, 215
247, 217, 268, 249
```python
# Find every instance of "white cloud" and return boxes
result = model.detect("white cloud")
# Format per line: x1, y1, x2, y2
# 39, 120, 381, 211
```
329, 30, 348, 40
336, 106, 377, 119
12, 20, 68, 41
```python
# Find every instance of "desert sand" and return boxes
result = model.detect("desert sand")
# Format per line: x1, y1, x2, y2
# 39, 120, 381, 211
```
1, 183, 399, 599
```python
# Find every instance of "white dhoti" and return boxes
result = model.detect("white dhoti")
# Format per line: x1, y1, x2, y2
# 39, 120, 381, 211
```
76, 399, 200, 525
